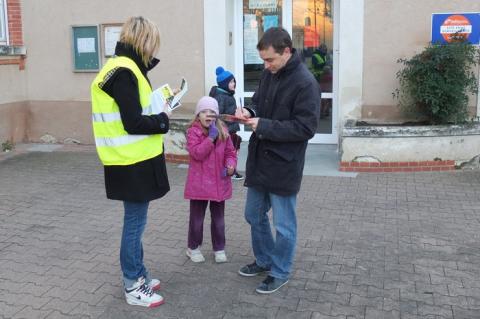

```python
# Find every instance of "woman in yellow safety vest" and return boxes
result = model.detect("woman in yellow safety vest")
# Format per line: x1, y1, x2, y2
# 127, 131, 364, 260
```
91, 16, 169, 308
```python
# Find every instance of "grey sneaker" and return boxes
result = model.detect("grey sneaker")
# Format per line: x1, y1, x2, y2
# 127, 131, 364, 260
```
255, 275, 289, 294
238, 261, 270, 277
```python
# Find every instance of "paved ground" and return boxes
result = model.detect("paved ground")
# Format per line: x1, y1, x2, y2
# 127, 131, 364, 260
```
2, 146, 480, 319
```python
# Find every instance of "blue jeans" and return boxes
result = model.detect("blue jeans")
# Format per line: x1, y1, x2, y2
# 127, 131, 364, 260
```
244, 187, 297, 280
120, 201, 151, 288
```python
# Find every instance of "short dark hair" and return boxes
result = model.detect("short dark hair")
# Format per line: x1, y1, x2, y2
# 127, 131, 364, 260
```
257, 27, 292, 54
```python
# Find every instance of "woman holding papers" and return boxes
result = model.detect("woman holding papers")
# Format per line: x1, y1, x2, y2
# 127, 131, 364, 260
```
90, 16, 169, 308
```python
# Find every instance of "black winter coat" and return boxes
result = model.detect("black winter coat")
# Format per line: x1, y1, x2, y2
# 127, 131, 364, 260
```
210, 86, 240, 133
99, 42, 170, 202
245, 49, 320, 196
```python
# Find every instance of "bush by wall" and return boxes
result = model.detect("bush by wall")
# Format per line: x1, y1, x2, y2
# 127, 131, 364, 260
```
394, 42, 479, 124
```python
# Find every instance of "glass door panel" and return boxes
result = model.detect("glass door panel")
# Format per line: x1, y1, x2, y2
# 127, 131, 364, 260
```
292, 0, 333, 135
242, 0, 283, 92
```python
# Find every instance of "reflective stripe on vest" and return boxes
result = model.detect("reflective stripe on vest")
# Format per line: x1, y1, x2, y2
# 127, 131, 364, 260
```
95, 134, 149, 147
92, 101, 163, 123
91, 56, 164, 166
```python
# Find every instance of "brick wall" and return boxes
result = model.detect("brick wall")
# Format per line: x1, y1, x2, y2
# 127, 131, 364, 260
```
6, 0, 23, 46
0, 0, 24, 69
339, 160, 456, 173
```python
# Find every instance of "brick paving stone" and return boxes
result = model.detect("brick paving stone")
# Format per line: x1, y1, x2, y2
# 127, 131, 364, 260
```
383, 298, 400, 312
416, 303, 453, 318
0, 301, 25, 318
330, 304, 365, 318
311, 313, 346, 319
304, 280, 337, 292
275, 308, 312, 319
2, 292, 51, 309
336, 283, 369, 297
11, 306, 52, 319
41, 297, 81, 315
2, 149, 480, 318
285, 287, 321, 302
452, 306, 480, 319
68, 302, 107, 318
296, 299, 331, 314
365, 307, 400, 319
44, 311, 87, 319
349, 294, 383, 308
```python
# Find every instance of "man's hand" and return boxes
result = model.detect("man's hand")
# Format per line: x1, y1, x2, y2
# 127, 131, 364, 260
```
235, 107, 251, 119
245, 117, 259, 132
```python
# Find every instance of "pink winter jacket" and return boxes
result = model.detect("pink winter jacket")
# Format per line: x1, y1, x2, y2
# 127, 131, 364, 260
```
184, 121, 237, 202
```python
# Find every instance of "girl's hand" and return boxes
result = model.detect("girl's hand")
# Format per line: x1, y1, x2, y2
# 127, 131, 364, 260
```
227, 166, 235, 176
208, 122, 219, 141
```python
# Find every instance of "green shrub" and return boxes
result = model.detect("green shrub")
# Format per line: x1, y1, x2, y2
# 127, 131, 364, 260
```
394, 42, 479, 124
2, 140, 14, 152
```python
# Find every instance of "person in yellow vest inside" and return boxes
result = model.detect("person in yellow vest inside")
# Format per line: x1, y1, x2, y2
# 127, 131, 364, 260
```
91, 16, 170, 308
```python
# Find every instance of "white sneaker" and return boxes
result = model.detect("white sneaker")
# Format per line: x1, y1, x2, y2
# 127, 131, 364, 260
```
214, 250, 227, 263
125, 277, 164, 308
147, 278, 160, 291
186, 248, 205, 263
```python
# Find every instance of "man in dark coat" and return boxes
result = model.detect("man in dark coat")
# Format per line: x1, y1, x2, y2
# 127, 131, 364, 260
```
237, 27, 320, 294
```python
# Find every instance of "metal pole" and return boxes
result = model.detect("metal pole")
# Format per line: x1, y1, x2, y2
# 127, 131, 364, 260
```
314, 0, 317, 44
477, 55, 480, 119
323, 0, 327, 42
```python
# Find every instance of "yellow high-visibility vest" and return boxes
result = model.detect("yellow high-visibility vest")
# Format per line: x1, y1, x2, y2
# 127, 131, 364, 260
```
91, 56, 164, 166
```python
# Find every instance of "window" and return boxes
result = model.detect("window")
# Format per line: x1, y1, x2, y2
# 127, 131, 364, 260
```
0, 0, 7, 44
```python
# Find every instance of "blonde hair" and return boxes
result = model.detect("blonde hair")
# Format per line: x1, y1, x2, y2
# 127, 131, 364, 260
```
119, 16, 160, 66
189, 118, 229, 142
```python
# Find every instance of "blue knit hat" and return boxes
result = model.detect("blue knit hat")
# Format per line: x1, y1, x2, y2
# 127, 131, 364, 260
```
216, 66, 234, 91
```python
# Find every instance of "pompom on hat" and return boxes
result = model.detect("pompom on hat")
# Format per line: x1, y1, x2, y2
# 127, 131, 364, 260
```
215, 66, 235, 91
195, 96, 219, 116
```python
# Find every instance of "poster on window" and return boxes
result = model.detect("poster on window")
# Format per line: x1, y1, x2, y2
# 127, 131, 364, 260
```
263, 15, 278, 31
244, 14, 263, 64
249, 0, 277, 10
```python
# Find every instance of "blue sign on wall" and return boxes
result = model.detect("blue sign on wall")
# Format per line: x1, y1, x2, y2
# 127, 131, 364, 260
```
432, 13, 480, 45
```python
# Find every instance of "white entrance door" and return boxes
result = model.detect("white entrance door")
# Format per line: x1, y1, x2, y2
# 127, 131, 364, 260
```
234, 0, 338, 144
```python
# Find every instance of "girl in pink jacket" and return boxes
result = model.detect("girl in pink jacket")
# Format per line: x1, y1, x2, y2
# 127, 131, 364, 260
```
184, 96, 237, 263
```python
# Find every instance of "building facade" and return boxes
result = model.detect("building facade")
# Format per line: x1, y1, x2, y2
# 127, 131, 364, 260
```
1, 1, 479, 164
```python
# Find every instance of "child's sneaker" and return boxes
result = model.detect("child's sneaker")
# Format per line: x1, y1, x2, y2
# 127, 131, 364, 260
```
214, 250, 227, 263
186, 248, 205, 263
147, 278, 161, 291
125, 277, 164, 308
232, 172, 244, 181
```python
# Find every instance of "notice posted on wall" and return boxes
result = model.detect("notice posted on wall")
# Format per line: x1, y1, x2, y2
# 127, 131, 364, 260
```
104, 25, 122, 56
77, 38, 96, 53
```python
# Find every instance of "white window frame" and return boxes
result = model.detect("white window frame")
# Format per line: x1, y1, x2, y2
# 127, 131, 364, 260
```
0, 0, 8, 45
